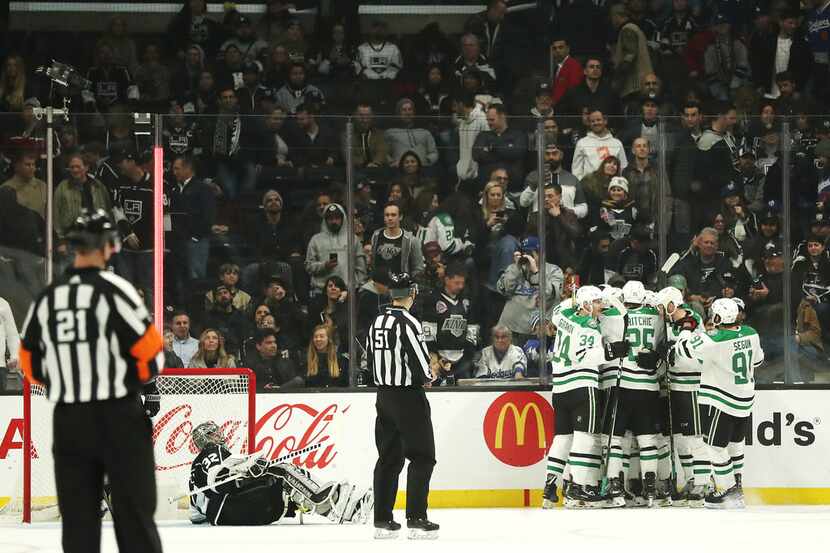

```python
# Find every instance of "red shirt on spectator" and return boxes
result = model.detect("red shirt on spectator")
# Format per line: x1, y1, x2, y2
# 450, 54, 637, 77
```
550, 56, 583, 106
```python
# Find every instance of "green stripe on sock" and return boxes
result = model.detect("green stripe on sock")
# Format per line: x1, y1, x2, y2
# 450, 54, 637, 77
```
569, 460, 601, 469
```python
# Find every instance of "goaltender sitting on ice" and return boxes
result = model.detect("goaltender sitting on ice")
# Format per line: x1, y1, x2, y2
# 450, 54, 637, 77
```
187, 421, 373, 526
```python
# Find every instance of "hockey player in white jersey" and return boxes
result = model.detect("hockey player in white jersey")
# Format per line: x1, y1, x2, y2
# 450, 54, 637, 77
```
188, 422, 372, 525
651, 286, 707, 506
672, 298, 764, 509
602, 281, 665, 507
542, 286, 630, 509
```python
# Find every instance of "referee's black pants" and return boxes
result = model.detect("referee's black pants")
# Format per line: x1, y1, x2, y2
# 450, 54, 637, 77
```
373, 387, 436, 522
53, 395, 162, 553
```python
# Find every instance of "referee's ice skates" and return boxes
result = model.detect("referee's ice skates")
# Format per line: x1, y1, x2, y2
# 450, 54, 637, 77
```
407, 518, 440, 539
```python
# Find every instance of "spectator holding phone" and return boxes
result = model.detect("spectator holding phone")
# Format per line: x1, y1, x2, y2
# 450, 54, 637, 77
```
305, 203, 368, 297
496, 236, 564, 348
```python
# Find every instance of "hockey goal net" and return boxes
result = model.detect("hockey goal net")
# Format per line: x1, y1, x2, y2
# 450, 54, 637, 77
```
2, 368, 256, 523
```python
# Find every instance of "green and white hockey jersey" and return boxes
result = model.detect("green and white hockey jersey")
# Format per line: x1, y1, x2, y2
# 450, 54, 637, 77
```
598, 305, 626, 391
665, 306, 705, 392
601, 305, 663, 392
550, 304, 607, 394
674, 326, 764, 418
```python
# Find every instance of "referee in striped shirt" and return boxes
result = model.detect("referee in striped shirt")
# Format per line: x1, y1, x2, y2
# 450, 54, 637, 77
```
19, 209, 163, 553
367, 272, 440, 540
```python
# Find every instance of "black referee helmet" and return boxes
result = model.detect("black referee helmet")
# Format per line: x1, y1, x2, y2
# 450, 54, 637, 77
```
388, 272, 416, 299
66, 208, 121, 252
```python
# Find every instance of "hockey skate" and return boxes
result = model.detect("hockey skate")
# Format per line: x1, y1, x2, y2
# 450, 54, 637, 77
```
704, 485, 745, 509
564, 483, 605, 509
624, 478, 645, 507
542, 475, 559, 509
603, 477, 626, 508
734, 474, 744, 500
407, 518, 440, 540
373, 520, 401, 539
686, 484, 707, 508
643, 472, 658, 508
653, 479, 674, 507
671, 480, 690, 507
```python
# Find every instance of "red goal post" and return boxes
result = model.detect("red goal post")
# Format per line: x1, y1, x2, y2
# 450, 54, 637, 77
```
13, 368, 256, 523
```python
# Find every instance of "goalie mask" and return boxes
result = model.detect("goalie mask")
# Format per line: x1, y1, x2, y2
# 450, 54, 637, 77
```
192, 421, 226, 451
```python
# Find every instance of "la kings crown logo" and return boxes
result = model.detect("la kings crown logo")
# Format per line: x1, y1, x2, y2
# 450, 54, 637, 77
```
442, 315, 467, 338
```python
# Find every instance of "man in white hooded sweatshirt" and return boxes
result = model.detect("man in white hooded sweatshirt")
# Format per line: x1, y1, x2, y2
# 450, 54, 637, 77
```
571, 108, 628, 179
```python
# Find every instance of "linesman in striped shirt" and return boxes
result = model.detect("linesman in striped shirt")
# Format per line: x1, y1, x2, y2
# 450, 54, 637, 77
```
19, 209, 164, 553
367, 272, 440, 540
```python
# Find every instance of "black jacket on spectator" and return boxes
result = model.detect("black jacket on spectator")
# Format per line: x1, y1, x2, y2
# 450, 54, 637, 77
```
167, 10, 224, 58
560, 79, 622, 117
542, 208, 580, 270
668, 127, 699, 201
249, 352, 304, 390
357, 282, 390, 338
286, 121, 339, 167
307, 296, 349, 348
303, 353, 349, 388
202, 306, 250, 358
671, 250, 747, 300
168, 176, 216, 242
472, 127, 528, 192
752, 31, 812, 96
0, 187, 46, 256
244, 211, 298, 262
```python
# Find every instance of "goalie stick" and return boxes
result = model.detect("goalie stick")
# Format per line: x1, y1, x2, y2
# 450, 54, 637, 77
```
168, 443, 322, 503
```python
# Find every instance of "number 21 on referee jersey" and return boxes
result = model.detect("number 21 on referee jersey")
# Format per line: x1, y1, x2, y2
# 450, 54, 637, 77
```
56, 309, 87, 342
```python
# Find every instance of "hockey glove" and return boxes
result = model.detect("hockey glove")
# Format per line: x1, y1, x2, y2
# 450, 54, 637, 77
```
604, 340, 630, 361
142, 378, 160, 417
636, 350, 660, 371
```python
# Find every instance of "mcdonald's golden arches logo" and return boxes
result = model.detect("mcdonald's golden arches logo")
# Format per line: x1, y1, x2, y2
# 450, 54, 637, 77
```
482, 392, 554, 467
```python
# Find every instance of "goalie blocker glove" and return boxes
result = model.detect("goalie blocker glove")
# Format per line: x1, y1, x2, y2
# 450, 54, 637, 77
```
604, 340, 630, 361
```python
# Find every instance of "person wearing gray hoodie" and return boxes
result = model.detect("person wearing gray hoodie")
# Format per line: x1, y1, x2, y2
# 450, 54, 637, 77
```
496, 236, 564, 343
304, 203, 367, 294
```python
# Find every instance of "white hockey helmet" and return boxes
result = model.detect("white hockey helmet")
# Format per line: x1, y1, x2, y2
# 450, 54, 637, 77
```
711, 297, 740, 325
656, 286, 684, 315
643, 290, 660, 308
599, 284, 624, 305
622, 280, 647, 305
576, 285, 604, 313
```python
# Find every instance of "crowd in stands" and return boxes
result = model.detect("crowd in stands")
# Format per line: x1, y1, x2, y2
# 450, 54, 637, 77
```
1, 0, 830, 392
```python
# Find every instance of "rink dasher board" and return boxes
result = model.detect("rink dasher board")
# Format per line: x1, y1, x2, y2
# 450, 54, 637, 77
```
1, 390, 829, 508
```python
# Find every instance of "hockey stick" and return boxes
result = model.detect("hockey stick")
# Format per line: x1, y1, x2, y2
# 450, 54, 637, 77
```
168, 443, 322, 504
657, 252, 681, 288
598, 301, 628, 497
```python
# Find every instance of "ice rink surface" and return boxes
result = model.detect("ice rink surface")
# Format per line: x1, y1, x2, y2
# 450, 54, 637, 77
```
3, 506, 830, 553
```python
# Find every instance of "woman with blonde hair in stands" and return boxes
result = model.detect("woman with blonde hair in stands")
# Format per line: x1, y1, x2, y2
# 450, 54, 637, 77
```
480, 179, 516, 241
0, 55, 29, 112
304, 324, 348, 387
188, 328, 237, 368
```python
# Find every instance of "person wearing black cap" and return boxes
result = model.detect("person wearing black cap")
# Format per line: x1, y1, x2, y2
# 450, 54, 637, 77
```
219, 14, 269, 65
237, 61, 271, 114
20, 208, 163, 553
366, 272, 439, 539
114, 148, 155, 308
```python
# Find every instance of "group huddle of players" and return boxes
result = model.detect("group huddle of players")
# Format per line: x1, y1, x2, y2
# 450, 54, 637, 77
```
180, 282, 763, 526
542, 282, 763, 510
